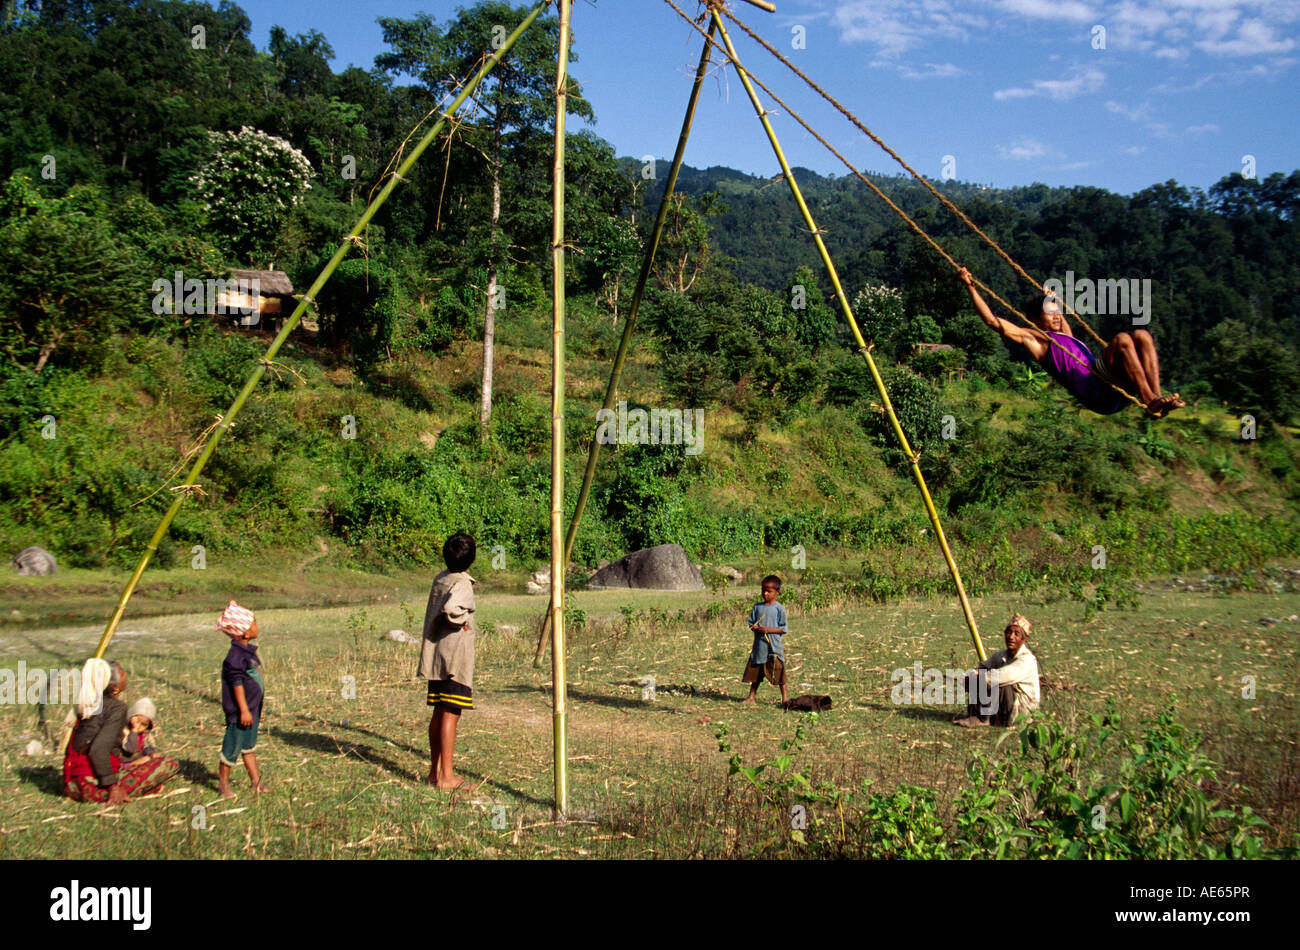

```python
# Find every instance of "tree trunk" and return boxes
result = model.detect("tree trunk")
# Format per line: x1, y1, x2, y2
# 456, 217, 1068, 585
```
479, 121, 503, 438
33, 341, 55, 374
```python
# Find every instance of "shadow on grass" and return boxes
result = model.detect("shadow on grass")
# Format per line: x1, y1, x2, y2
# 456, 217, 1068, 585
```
176, 757, 218, 788
859, 701, 964, 722
17, 764, 62, 797
274, 729, 422, 782
502, 682, 741, 711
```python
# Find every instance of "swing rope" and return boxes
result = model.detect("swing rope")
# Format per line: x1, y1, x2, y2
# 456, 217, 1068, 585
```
663, 0, 1144, 411
720, 4, 1115, 354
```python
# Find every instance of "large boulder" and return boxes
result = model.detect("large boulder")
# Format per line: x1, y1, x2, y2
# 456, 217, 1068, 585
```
12, 547, 57, 576
588, 544, 704, 591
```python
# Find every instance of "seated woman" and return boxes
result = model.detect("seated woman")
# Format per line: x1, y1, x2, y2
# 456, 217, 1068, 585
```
958, 267, 1184, 418
63, 658, 179, 804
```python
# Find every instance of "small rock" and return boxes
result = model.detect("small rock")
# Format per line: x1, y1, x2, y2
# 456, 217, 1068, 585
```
386, 629, 417, 644
525, 568, 550, 595
499, 624, 521, 635
718, 566, 744, 583
23, 740, 45, 756
12, 546, 57, 576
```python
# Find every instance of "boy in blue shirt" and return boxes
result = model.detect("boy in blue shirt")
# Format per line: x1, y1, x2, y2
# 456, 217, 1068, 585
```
216, 600, 269, 798
742, 574, 789, 706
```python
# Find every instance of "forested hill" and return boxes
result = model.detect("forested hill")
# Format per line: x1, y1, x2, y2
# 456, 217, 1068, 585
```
644, 160, 1300, 386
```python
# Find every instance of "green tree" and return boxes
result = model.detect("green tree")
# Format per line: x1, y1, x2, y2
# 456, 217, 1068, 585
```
378, 1, 593, 434
1205, 320, 1300, 425
0, 175, 138, 373
189, 126, 314, 263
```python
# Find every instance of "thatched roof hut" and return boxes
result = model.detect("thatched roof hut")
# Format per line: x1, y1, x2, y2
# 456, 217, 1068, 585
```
217, 269, 295, 330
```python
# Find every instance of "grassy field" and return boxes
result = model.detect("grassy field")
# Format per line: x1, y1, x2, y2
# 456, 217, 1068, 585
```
1, 559, 1298, 859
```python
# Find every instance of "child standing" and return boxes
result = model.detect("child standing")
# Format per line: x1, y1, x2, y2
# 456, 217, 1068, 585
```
742, 574, 789, 706
216, 600, 269, 798
418, 532, 479, 791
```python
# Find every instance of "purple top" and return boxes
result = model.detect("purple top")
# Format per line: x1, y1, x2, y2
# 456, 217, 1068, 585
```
221, 640, 263, 724
1039, 332, 1129, 415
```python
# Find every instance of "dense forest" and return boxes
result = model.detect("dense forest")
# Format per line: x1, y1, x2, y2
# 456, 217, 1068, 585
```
0, 0, 1297, 575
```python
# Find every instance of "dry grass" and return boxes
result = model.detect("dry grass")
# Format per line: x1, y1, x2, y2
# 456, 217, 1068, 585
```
1, 569, 1297, 858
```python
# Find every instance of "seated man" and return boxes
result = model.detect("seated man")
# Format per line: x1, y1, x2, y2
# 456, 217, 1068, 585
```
953, 613, 1040, 728
957, 267, 1184, 418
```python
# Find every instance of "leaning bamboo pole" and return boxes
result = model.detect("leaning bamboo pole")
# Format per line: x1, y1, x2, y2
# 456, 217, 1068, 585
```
532, 16, 719, 667
709, 7, 987, 661
90, 1, 552, 661
549, 0, 573, 818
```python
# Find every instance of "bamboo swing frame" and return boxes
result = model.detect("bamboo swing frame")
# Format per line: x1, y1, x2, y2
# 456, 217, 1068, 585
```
87, 0, 1030, 816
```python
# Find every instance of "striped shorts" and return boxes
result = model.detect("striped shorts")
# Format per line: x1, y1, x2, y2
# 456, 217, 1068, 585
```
427, 679, 473, 713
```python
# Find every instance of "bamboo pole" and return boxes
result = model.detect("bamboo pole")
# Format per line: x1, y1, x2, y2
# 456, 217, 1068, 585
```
709, 9, 987, 661
90, 1, 552, 661
532, 16, 719, 667
550, 0, 573, 819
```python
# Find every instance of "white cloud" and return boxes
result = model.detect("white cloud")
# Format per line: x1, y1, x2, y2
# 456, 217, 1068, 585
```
1186, 123, 1220, 134
1196, 17, 1297, 56
824, 1, 1300, 63
898, 61, 965, 79
996, 0, 1097, 23
995, 65, 1106, 100
829, 1, 985, 57
1105, 99, 1153, 122
997, 137, 1054, 159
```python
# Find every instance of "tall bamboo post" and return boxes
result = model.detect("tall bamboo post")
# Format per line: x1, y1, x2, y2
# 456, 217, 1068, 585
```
709, 7, 987, 661
549, 0, 573, 818
90, 1, 552, 661
532, 16, 719, 667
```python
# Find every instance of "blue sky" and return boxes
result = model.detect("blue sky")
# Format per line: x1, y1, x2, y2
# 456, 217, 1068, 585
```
236, 0, 1299, 195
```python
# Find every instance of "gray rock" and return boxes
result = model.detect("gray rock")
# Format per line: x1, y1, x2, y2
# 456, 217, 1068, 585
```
588, 544, 704, 591
12, 546, 56, 576
718, 565, 744, 583
386, 629, 417, 644
525, 568, 550, 595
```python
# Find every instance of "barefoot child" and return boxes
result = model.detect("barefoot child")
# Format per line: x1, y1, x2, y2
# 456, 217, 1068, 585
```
418, 532, 478, 791
742, 574, 789, 706
216, 601, 269, 798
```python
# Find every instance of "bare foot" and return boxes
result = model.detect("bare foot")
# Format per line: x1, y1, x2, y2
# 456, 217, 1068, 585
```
741, 696, 756, 705
218, 786, 237, 799
436, 776, 479, 792
254, 783, 270, 794
425, 772, 439, 785
952, 715, 989, 728
1145, 393, 1184, 418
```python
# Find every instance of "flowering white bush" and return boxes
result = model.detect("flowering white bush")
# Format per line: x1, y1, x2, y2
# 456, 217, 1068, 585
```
189, 126, 314, 258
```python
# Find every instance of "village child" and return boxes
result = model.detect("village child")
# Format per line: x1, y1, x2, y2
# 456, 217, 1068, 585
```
743, 574, 789, 706
120, 697, 159, 762
217, 600, 269, 797
419, 532, 479, 791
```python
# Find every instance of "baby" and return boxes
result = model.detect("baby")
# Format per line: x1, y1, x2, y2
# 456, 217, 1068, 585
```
120, 697, 159, 762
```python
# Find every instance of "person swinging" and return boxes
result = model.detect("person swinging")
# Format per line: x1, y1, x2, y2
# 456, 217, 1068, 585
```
957, 267, 1184, 418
